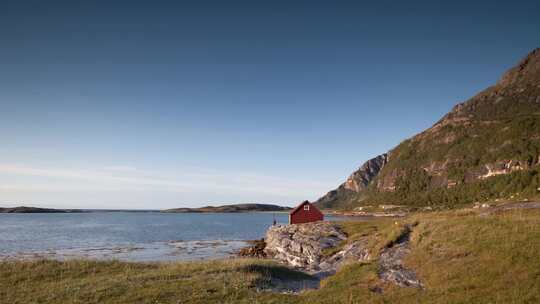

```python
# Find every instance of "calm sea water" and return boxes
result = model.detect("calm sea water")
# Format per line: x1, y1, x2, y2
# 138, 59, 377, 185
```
0, 212, 328, 261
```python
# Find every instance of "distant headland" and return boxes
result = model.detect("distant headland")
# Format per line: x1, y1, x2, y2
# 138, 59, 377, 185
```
162, 203, 292, 213
0, 206, 82, 213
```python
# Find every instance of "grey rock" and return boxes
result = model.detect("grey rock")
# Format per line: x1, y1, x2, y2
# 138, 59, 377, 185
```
265, 221, 347, 270
378, 226, 423, 288
265, 221, 370, 279
318, 239, 370, 274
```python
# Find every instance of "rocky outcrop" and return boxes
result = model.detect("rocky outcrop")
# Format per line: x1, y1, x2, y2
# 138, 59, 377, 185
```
498, 48, 540, 87
264, 222, 347, 270
264, 221, 371, 280
315, 153, 388, 209
263, 221, 422, 292
478, 160, 528, 179
318, 239, 370, 276
378, 225, 423, 288
343, 154, 389, 192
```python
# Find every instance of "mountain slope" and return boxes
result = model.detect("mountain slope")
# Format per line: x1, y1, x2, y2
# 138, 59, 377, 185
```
316, 48, 540, 210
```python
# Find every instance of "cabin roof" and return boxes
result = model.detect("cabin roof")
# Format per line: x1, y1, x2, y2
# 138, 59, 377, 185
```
289, 200, 313, 215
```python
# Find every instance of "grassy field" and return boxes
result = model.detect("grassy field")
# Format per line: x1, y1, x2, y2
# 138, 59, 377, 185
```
1, 208, 539, 303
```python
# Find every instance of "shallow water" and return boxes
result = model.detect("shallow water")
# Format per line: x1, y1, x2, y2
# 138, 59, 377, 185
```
0, 212, 323, 261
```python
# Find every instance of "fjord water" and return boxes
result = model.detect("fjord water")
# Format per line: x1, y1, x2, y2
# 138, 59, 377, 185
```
0, 212, 294, 261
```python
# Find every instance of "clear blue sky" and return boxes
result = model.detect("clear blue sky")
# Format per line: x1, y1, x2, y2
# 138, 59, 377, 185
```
0, 0, 539, 209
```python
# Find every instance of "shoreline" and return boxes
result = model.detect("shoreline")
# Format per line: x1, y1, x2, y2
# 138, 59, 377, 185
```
0, 239, 251, 263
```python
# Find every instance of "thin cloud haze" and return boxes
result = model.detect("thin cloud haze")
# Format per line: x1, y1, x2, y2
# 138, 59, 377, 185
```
0, 163, 334, 208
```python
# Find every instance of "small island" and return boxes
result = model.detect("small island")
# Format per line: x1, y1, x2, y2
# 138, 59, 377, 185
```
0, 206, 82, 213
162, 203, 292, 213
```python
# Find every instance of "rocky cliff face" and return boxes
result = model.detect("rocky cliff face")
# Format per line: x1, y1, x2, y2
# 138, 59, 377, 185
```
315, 154, 388, 209
316, 48, 540, 209
498, 48, 540, 87
343, 154, 389, 192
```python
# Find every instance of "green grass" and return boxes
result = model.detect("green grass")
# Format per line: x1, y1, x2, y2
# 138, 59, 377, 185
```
405, 209, 540, 303
0, 259, 296, 304
2, 209, 540, 303
321, 219, 403, 258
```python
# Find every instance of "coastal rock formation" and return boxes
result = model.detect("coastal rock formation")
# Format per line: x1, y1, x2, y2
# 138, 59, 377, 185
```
264, 221, 371, 277
264, 222, 347, 270
262, 221, 424, 292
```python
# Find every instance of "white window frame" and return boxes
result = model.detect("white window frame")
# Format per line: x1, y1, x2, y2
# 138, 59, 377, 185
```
304, 205, 310, 211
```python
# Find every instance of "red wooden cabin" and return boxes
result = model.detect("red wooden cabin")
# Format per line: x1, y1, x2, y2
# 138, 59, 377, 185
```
289, 201, 324, 224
